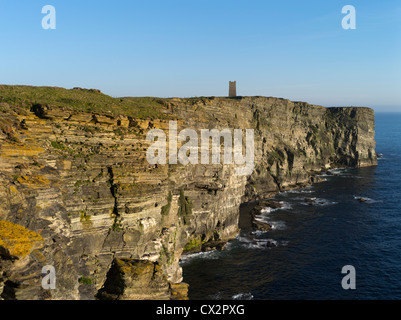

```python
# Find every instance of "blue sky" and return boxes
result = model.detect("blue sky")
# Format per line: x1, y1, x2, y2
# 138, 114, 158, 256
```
0, 0, 400, 112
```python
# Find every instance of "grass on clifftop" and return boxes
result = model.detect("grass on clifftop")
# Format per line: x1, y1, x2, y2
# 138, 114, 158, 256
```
0, 85, 170, 119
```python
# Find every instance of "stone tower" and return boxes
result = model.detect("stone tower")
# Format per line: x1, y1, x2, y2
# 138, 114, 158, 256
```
229, 81, 237, 97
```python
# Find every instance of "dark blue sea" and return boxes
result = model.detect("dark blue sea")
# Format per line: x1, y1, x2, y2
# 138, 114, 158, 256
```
181, 112, 401, 300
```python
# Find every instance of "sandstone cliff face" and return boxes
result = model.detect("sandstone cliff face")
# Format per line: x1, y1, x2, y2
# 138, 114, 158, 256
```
0, 95, 376, 300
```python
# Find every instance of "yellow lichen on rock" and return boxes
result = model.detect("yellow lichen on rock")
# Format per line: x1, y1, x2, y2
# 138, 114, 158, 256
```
0, 142, 44, 157
0, 220, 44, 258
16, 175, 50, 186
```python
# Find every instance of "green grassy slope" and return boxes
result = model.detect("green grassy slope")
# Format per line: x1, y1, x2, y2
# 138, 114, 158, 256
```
0, 85, 170, 119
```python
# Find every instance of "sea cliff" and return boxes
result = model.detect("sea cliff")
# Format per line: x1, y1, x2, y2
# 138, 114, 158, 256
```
0, 86, 376, 299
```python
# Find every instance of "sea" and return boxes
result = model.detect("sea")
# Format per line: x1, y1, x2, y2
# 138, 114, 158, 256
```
180, 112, 401, 300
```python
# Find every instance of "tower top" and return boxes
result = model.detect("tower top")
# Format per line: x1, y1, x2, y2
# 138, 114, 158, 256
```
229, 81, 237, 97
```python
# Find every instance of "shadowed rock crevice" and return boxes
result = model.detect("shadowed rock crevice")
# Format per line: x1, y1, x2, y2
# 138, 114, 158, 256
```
107, 166, 119, 216
96, 258, 187, 300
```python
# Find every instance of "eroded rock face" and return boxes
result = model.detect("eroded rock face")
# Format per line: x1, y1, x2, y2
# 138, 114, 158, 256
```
96, 259, 173, 300
0, 95, 377, 300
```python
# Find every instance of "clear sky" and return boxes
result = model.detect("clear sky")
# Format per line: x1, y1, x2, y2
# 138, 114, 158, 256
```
0, 0, 400, 112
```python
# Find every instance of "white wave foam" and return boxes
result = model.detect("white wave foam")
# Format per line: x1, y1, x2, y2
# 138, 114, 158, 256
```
353, 196, 378, 204
270, 221, 287, 230
328, 168, 348, 175
278, 201, 292, 210
301, 197, 338, 206
232, 292, 254, 300
237, 235, 252, 244
254, 213, 286, 230
260, 207, 274, 214
261, 238, 277, 246
238, 235, 285, 250
283, 186, 316, 195
250, 230, 269, 236
254, 214, 269, 223
260, 201, 292, 213
249, 239, 275, 249
179, 239, 238, 265
287, 189, 315, 194
179, 250, 221, 265
283, 189, 296, 194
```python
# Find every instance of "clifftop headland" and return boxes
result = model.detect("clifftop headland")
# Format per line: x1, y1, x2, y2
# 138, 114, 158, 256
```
0, 85, 376, 299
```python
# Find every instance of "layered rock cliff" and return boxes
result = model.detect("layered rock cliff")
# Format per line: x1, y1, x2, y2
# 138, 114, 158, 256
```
0, 88, 377, 300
